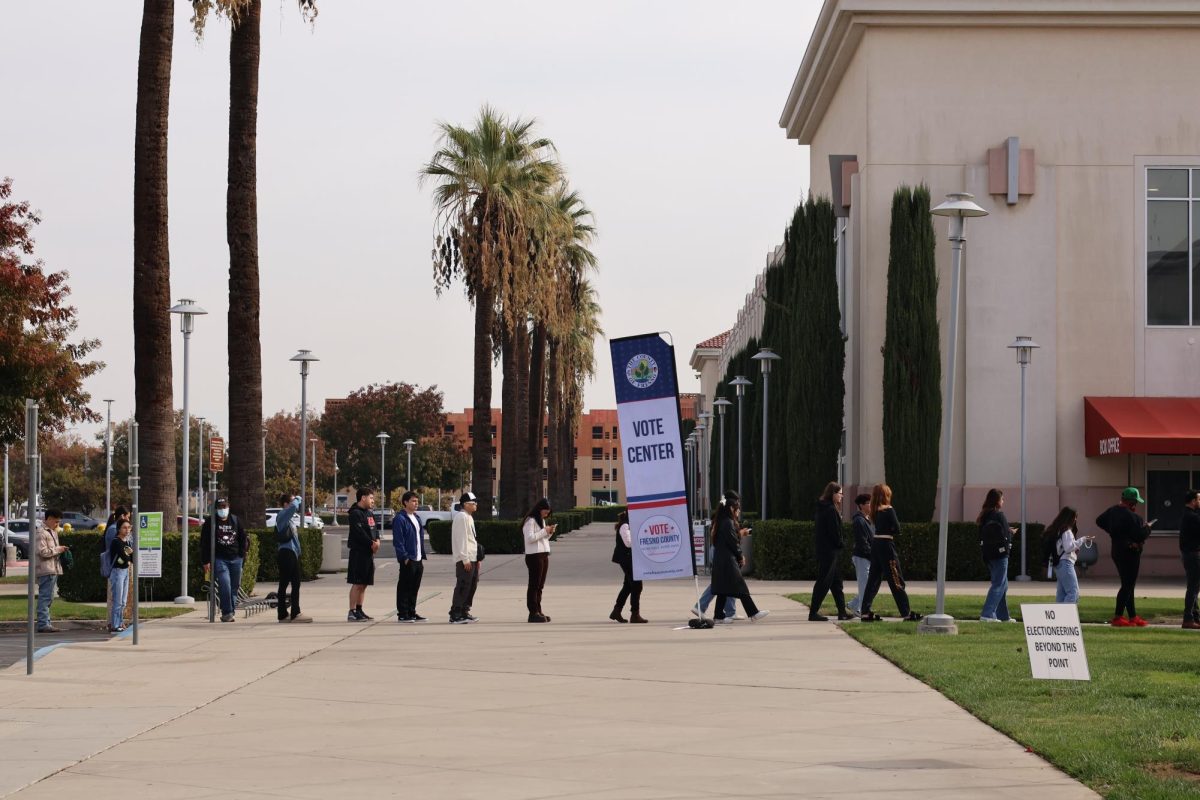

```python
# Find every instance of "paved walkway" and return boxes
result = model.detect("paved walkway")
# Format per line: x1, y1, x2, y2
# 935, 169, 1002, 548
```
0, 523, 1098, 799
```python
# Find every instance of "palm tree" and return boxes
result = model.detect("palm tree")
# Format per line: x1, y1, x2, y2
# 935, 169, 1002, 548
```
547, 280, 601, 511
133, 0, 178, 530
419, 107, 559, 517
191, 0, 316, 527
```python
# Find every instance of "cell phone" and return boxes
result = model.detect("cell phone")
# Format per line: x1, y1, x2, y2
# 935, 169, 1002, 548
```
1148, 518, 1158, 527
744, 526, 753, 534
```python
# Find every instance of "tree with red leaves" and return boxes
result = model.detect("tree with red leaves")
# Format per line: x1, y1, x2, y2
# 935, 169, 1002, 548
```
0, 177, 103, 445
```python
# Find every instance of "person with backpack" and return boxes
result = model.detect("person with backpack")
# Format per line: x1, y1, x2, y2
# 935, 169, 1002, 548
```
610, 511, 646, 623
977, 489, 1017, 623
200, 499, 249, 623
275, 493, 311, 623
107, 519, 134, 633
1041, 506, 1093, 604
1096, 487, 1152, 627
101, 506, 130, 625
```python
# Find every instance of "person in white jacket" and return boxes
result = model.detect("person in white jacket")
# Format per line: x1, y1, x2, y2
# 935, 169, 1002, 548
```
522, 498, 557, 623
449, 492, 480, 624
1043, 506, 1093, 603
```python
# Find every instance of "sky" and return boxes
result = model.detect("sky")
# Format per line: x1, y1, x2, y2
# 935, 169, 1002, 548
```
1, 0, 820, 443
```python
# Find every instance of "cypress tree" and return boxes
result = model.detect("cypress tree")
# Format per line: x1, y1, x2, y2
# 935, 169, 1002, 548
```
785, 198, 844, 518
882, 185, 940, 521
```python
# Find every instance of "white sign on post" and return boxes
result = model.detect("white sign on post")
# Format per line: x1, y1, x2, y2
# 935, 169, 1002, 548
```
1020, 603, 1090, 681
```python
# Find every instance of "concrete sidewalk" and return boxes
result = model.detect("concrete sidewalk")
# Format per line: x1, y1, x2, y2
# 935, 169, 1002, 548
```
0, 522, 1097, 799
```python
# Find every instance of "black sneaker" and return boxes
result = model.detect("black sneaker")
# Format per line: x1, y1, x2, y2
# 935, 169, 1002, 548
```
808, 613, 829, 622
413, 614, 428, 623
449, 616, 469, 624
397, 616, 415, 623
356, 609, 373, 621
347, 611, 359, 622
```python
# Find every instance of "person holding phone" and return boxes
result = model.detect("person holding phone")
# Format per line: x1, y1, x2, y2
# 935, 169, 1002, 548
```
522, 498, 556, 623
710, 490, 769, 623
976, 489, 1017, 623
1096, 487, 1152, 627
1043, 506, 1092, 604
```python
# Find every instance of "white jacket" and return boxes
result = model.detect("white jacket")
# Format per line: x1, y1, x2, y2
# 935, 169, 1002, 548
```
523, 517, 551, 555
451, 510, 478, 566
1057, 530, 1088, 565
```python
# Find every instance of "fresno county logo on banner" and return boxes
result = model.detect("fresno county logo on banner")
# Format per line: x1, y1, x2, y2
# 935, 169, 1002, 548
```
610, 333, 692, 581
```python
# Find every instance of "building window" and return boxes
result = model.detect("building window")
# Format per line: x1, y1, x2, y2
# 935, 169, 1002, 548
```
572, 447, 578, 458
592, 425, 603, 439
543, 426, 549, 439
542, 447, 548, 457
611, 425, 618, 438
591, 447, 603, 459
612, 468, 618, 480
611, 447, 618, 459
490, 425, 497, 436
1147, 167, 1200, 325
542, 468, 547, 480
591, 468, 603, 481
604, 430, 611, 439
572, 468, 577, 480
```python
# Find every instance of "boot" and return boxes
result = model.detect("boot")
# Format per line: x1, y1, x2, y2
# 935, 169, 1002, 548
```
609, 606, 627, 623
629, 612, 648, 624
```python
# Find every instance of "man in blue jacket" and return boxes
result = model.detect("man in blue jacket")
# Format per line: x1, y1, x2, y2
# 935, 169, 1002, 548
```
393, 491, 428, 622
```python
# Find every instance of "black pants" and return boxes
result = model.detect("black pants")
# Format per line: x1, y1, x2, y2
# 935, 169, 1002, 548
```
450, 561, 479, 617
810, 550, 846, 615
276, 549, 301, 620
615, 561, 642, 613
860, 539, 911, 617
525, 553, 549, 615
1182, 550, 1200, 622
396, 560, 424, 618
1112, 548, 1142, 618
714, 592, 759, 619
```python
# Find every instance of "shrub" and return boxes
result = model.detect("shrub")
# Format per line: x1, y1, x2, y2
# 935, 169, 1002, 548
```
253, 528, 324, 582
751, 519, 1044, 582
574, 505, 625, 523
57, 529, 260, 602
427, 519, 526, 556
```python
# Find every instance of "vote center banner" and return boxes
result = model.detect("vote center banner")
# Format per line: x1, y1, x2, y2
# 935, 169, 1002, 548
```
610, 333, 692, 581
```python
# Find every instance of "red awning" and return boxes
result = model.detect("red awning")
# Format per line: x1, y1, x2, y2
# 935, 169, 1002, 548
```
1084, 397, 1200, 456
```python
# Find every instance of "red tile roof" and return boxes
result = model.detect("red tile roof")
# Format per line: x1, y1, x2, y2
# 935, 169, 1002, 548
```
695, 330, 730, 350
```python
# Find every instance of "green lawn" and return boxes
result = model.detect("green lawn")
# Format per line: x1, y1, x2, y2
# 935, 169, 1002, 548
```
0, 596, 194, 622
787, 592, 1188, 625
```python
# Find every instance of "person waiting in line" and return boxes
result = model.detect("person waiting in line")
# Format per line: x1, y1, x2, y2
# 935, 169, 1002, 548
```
690, 535, 737, 621
393, 491, 428, 623
858, 484, 920, 622
610, 511, 647, 623
1042, 506, 1092, 604
1179, 489, 1200, 630
977, 489, 1017, 623
846, 494, 873, 616
710, 490, 769, 624
35, 510, 68, 634
101, 506, 130, 625
1096, 487, 1152, 627
275, 493, 312, 623
346, 488, 379, 622
522, 498, 557, 623
449, 492, 482, 624
107, 519, 134, 633
200, 499, 249, 623
809, 482, 852, 621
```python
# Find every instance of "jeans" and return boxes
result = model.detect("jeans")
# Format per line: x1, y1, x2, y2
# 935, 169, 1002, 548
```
1055, 560, 1080, 603
450, 561, 480, 617
109, 568, 130, 629
36, 574, 56, 629
981, 557, 1010, 621
214, 557, 243, 616
1182, 551, 1200, 622
396, 560, 424, 619
848, 555, 871, 612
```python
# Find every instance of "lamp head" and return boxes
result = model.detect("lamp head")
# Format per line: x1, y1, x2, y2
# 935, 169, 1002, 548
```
931, 192, 989, 218
730, 375, 752, 396
377, 432, 391, 443
1007, 335, 1041, 365
751, 347, 781, 374
290, 349, 319, 376
403, 439, 416, 448
170, 299, 208, 334
713, 397, 732, 415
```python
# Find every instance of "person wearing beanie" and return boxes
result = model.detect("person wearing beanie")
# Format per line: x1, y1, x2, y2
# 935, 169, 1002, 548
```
449, 492, 481, 623
1096, 487, 1152, 627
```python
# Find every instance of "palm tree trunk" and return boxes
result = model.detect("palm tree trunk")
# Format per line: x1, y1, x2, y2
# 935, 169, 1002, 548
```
226, 0, 265, 527
513, 322, 531, 513
545, 336, 563, 508
560, 397, 579, 509
498, 328, 518, 518
133, 0, 178, 530
526, 321, 547, 507
472, 286, 495, 516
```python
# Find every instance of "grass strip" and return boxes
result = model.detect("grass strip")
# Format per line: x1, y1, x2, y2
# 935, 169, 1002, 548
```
787, 592, 1188, 624
0, 596, 194, 621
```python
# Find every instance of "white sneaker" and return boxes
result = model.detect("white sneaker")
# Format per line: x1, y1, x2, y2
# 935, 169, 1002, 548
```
715, 617, 734, 625
979, 616, 1001, 623
750, 610, 770, 622
690, 607, 700, 618
730, 613, 743, 620
1006, 618, 1019, 624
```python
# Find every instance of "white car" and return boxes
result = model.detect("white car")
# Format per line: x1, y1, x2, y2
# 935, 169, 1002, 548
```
264, 508, 325, 530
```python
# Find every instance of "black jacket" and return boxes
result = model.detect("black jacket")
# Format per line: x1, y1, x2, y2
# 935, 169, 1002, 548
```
108, 536, 134, 570
978, 509, 1012, 562
1180, 506, 1200, 553
1096, 503, 1148, 553
347, 504, 378, 553
200, 514, 248, 562
710, 515, 749, 596
851, 511, 874, 559
612, 526, 632, 568
814, 500, 843, 556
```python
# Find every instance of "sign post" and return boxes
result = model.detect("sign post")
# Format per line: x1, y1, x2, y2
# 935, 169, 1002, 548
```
138, 512, 164, 579
1020, 603, 1090, 681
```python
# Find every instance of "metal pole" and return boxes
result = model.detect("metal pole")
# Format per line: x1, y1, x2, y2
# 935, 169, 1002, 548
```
261, 428, 267, 485
25, 400, 38, 675
299, 364, 308, 533
761, 373, 770, 521
934, 226, 965, 620
737, 393, 744, 497
208, 471, 218, 623
104, 399, 113, 521
406, 445, 413, 491
1017, 360, 1030, 581
176, 326, 193, 604
197, 419, 205, 529
332, 450, 338, 526
380, 438, 387, 513
310, 439, 317, 523
129, 419, 139, 645
2, 443, 8, 579
718, 412, 726, 499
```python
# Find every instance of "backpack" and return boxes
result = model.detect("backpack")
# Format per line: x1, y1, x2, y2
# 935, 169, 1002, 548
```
1042, 531, 1062, 568
978, 518, 1008, 561
275, 510, 294, 544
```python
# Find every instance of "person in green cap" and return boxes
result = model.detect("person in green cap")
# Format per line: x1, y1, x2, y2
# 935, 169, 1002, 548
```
1096, 487, 1152, 627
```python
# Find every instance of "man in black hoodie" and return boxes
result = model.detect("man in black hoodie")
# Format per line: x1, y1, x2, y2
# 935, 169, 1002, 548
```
346, 488, 379, 622
200, 499, 248, 623
1180, 489, 1200, 630
1096, 487, 1152, 627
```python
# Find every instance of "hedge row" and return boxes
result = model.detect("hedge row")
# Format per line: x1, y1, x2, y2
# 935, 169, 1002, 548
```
573, 505, 625, 523
251, 528, 324, 582
752, 519, 1046, 582
57, 530, 262, 603
426, 511, 589, 556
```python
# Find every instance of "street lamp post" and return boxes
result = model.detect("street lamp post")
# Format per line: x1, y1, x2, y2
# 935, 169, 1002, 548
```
697, 414, 711, 515
103, 399, 114, 521
331, 449, 339, 525
197, 417, 206, 525
923, 192, 989, 635
290, 350, 319, 535
377, 432, 390, 514
684, 436, 695, 520
261, 426, 267, 485
1008, 335, 1040, 582
713, 398, 731, 499
310, 437, 318, 523
730, 376, 751, 497
2, 443, 8, 578
170, 299, 207, 604
403, 438, 415, 491
750, 348, 781, 520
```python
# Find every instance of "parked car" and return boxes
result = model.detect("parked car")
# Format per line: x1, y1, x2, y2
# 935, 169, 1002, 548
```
264, 508, 325, 530
3, 519, 31, 559
60, 511, 105, 530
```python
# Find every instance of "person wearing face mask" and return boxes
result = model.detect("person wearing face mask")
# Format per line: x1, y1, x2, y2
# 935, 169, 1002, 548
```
201, 499, 249, 623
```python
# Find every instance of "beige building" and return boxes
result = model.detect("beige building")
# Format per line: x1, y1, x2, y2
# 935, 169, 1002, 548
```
704, 0, 1200, 576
